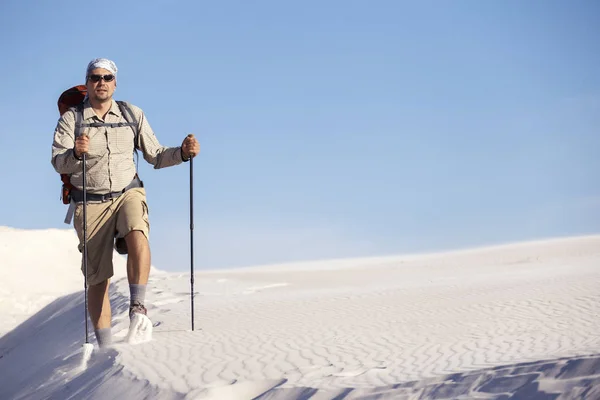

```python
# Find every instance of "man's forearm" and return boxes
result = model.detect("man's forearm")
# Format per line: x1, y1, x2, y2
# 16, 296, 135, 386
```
52, 148, 82, 175
144, 146, 185, 169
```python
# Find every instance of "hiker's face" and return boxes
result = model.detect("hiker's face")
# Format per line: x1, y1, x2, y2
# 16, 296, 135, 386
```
86, 68, 116, 103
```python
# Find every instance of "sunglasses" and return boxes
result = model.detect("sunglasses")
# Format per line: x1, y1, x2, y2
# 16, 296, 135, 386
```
88, 74, 115, 82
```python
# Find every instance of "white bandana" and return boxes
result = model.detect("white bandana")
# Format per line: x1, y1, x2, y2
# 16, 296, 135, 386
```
86, 58, 118, 79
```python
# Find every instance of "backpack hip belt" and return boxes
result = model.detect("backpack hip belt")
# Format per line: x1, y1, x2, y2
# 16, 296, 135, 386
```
69, 175, 144, 203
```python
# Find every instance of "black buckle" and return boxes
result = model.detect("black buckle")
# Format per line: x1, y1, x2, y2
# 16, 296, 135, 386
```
100, 190, 125, 202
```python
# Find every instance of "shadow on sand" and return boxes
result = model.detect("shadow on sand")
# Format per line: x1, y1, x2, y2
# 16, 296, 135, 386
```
257, 353, 600, 399
0, 281, 182, 400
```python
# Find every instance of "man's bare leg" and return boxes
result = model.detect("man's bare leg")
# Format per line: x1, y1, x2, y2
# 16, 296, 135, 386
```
125, 230, 150, 322
125, 230, 150, 285
88, 279, 112, 347
124, 230, 152, 343
88, 279, 111, 328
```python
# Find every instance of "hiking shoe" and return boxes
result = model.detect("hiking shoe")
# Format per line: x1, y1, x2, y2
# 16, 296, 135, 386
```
129, 301, 147, 320
126, 302, 153, 344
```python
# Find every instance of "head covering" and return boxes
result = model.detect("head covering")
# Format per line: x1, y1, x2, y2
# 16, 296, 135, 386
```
86, 58, 118, 80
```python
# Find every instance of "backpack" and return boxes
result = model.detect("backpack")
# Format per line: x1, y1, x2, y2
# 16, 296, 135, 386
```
56, 85, 140, 204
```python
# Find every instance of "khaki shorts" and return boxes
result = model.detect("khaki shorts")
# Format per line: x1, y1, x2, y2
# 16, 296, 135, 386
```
73, 188, 149, 286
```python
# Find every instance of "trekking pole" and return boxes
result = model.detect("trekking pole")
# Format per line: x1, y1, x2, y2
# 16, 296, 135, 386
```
82, 150, 90, 343
80, 139, 94, 367
189, 138, 195, 331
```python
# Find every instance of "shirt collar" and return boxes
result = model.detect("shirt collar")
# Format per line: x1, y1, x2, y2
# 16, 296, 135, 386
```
82, 98, 122, 120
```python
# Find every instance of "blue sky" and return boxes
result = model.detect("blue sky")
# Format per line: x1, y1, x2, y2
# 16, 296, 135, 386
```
0, 1, 598, 272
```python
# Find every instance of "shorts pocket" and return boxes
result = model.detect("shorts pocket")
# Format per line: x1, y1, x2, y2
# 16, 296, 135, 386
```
142, 200, 150, 229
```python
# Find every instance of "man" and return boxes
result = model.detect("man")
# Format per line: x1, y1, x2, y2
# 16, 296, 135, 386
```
51, 58, 200, 347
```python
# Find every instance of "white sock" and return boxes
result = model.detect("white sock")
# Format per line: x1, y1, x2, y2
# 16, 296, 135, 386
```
95, 327, 112, 348
130, 284, 146, 305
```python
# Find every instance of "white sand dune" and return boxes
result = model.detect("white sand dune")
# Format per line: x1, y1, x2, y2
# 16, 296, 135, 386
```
0, 227, 599, 399
0, 226, 134, 337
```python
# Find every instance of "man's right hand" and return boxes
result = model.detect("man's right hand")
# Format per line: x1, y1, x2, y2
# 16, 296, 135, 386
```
74, 134, 89, 159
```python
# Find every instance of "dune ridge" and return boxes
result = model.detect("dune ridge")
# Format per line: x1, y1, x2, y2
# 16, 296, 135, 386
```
0, 228, 599, 399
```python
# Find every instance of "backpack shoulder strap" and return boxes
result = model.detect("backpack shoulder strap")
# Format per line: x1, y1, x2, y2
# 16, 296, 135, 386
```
73, 103, 85, 138
116, 100, 140, 149
62, 103, 84, 193
116, 100, 141, 174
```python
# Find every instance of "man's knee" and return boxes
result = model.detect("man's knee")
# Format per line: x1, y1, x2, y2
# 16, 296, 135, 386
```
125, 230, 148, 249
89, 279, 109, 290
116, 231, 147, 255
125, 229, 146, 240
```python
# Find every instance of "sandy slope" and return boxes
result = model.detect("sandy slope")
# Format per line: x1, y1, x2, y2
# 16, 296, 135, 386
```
0, 227, 127, 336
1, 228, 599, 399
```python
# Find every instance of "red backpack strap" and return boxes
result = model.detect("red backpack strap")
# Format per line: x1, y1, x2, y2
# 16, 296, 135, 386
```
57, 85, 86, 205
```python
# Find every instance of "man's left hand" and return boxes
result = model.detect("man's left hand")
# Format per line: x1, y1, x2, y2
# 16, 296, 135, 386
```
181, 134, 200, 160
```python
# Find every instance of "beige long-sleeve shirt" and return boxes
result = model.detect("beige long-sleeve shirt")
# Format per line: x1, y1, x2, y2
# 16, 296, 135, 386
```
51, 99, 185, 194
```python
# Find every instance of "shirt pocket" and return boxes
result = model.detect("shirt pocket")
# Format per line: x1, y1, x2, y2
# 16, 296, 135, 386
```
86, 127, 108, 159
110, 125, 136, 154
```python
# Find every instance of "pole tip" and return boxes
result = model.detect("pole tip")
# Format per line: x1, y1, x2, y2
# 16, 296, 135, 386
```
79, 343, 94, 370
